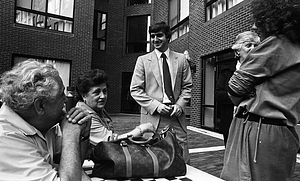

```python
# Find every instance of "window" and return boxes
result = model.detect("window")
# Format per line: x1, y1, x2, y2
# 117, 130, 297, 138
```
202, 56, 216, 130
126, 15, 151, 53
13, 55, 71, 94
128, 0, 151, 6
206, 0, 244, 21
93, 11, 107, 50
15, 0, 74, 33
169, 0, 189, 41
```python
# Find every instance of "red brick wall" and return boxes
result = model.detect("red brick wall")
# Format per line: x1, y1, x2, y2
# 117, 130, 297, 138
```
0, 0, 94, 87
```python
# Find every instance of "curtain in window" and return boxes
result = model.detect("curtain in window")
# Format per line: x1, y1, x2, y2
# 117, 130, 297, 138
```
13, 57, 71, 94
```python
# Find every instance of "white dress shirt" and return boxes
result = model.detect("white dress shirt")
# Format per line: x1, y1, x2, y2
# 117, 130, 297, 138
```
154, 48, 174, 103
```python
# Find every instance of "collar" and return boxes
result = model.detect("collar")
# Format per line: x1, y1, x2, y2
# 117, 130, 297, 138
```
154, 48, 170, 60
76, 101, 111, 120
76, 101, 106, 116
0, 104, 41, 137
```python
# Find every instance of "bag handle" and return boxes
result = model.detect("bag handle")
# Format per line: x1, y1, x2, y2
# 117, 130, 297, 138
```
127, 133, 159, 145
127, 125, 173, 145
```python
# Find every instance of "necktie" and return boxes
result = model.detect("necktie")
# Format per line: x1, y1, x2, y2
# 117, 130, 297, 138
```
161, 53, 174, 103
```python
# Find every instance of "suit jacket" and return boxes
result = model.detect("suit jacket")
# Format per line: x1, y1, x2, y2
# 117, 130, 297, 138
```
130, 50, 193, 132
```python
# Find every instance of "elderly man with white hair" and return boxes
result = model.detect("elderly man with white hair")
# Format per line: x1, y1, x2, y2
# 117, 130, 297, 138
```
0, 60, 92, 181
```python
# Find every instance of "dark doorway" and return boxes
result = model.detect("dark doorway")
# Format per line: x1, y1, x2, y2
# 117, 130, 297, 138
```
121, 72, 140, 114
201, 49, 236, 132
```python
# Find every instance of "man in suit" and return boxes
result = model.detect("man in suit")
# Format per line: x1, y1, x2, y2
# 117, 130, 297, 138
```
130, 21, 193, 163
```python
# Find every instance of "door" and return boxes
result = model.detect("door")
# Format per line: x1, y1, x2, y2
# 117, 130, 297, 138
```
201, 50, 235, 131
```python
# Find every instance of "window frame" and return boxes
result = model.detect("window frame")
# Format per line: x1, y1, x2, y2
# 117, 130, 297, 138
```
170, 16, 189, 42
12, 54, 72, 94
201, 49, 235, 131
127, 0, 151, 6
93, 10, 107, 51
205, 0, 244, 21
126, 15, 151, 53
15, 0, 75, 33
168, 0, 189, 41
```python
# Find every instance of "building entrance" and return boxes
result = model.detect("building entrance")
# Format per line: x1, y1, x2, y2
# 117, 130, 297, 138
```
201, 50, 236, 132
121, 72, 140, 114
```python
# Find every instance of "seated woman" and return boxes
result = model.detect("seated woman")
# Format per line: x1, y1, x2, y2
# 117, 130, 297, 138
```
76, 69, 154, 146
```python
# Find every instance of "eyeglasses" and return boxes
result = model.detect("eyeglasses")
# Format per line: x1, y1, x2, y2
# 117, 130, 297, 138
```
150, 33, 164, 39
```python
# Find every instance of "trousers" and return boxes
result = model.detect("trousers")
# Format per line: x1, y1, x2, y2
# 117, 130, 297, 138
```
221, 116, 299, 181
157, 115, 190, 164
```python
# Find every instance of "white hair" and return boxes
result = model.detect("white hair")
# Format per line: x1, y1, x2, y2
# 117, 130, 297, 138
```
231, 31, 260, 51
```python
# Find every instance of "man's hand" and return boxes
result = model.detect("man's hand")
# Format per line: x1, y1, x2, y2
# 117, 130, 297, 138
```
66, 107, 91, 125
170, 104, 183, 117
60, 107, 92, 139
157, 104, 173, 115
59, 107, 92, 181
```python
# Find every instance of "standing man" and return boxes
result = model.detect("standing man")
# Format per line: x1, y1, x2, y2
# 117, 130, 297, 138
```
130, 21, 193, 163
0, 60, 92, 180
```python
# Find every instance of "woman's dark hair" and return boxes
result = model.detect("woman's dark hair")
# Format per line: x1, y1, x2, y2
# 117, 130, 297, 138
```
148, 21, 172, 40
251, 0, 300, 43
76, 69, 108, 101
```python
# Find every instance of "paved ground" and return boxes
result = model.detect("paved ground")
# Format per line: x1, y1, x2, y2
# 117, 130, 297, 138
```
110, 113, 300, 181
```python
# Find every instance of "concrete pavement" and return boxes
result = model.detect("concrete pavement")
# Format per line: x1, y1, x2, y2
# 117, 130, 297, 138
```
110, 113, 300, 180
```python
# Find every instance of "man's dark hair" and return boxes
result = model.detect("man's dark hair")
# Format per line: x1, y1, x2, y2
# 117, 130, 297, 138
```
149, 21, 172, 40
251, 0, 300, 43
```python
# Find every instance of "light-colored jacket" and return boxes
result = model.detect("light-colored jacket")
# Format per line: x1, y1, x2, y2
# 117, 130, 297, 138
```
130, 50, 193, 132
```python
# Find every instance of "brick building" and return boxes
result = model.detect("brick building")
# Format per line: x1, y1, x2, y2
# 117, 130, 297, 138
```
0, 0, 255, 131
0, 0, 94, 95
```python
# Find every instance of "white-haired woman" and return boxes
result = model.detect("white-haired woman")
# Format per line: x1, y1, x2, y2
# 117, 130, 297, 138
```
221, 0, 300, 180
231, 31, 260, 70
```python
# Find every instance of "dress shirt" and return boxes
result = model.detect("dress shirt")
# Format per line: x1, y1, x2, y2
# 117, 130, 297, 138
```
154, 48, 174, 103
0, 104, 61, 180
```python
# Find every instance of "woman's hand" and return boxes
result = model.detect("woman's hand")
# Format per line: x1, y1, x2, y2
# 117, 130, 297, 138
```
117, 123, 155, 140
138, 122, 155, 133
